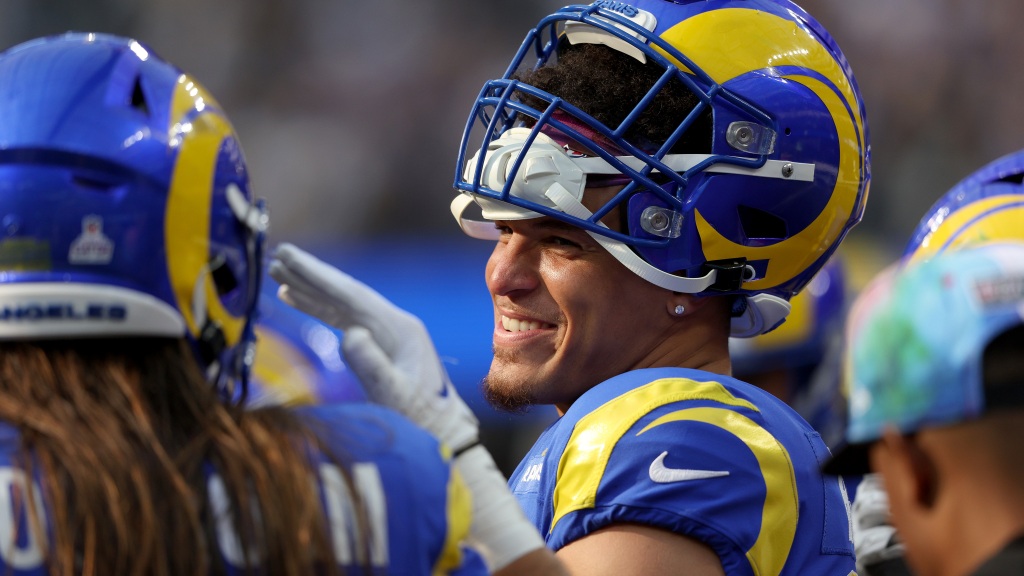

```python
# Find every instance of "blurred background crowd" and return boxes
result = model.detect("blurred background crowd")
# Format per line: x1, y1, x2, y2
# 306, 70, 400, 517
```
4, 0, 1022, 470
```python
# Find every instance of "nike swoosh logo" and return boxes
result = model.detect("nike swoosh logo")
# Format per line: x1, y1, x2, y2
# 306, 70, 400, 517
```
648, 451, 729, 483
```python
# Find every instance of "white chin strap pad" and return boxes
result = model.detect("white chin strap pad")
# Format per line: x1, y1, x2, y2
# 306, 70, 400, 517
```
730, 293, 792, 338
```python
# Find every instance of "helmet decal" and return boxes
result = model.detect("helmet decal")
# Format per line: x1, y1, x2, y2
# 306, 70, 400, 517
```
696, 74, 865, 292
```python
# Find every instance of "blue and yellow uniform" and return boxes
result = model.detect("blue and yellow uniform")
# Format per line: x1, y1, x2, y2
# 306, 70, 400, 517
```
0, 403, 483, 576
510, 368, 855, 575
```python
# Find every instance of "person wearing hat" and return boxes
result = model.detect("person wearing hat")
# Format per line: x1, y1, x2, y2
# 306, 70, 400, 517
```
823, 242, 1024, 576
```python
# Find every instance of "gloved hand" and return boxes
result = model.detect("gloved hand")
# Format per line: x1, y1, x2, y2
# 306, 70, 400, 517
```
851, 473, 912, 576
269, 243, 546, 572
268, 242, 479, 453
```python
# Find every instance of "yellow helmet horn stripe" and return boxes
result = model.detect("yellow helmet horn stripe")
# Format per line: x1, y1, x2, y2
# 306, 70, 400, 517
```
906, 195, 1024, 265
659, 9, 866, 290
165, 74, 245, 345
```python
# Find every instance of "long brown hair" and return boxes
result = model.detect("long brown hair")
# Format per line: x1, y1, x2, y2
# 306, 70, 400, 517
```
0, 337, 369, 575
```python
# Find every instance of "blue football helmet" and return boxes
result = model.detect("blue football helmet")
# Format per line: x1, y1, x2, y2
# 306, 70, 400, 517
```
904, 149, 1024, 264
0, 33, 266, 394
452, 0, 870, 336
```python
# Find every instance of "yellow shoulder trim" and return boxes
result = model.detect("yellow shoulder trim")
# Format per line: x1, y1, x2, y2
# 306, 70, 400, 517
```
638, 408, 798, 576
550, 378, 758, 532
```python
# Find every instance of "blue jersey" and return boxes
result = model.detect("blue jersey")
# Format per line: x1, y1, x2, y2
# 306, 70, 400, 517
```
509, 367, 855, 576
0, 403, 483, 576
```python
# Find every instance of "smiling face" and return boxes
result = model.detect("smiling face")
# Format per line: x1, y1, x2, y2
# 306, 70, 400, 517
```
483, 214, 687, 413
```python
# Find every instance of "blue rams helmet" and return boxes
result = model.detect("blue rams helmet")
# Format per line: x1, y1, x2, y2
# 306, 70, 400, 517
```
0, 33, 266, 393
904, 149, 1024, 265
452, 0, 870, 336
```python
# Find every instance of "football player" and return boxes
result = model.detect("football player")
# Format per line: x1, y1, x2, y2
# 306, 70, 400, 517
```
0, 33, 565, 576
838, 148, 1024, 576
824, 242, 1024, 576
272, 1, 869, 574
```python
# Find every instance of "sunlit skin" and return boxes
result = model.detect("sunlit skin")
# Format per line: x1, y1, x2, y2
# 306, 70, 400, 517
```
482, 187, 732, 415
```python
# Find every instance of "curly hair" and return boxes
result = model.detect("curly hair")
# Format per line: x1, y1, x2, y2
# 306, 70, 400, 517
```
514, 42, 712, 154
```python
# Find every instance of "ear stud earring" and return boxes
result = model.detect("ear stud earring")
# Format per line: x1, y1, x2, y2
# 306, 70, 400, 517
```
673, 305, 685, 316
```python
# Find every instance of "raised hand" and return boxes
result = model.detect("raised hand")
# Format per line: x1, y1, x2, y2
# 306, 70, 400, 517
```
269, 242, 479, 453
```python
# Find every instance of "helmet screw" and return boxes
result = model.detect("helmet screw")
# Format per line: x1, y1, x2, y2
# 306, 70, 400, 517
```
736, 126, 753, 143
649, 212, 669, 231
781, 163, 794, 178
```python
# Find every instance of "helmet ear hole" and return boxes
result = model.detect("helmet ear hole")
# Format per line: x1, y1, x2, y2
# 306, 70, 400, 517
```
130, 77, 149, 115
209, 254, 240, 296
197, 320, 227, 367
737, 205, 787, 242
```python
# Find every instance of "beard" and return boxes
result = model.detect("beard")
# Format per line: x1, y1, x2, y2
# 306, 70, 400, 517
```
481, 346, 537, 413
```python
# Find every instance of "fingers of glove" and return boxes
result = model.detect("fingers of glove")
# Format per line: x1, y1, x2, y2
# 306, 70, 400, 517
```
276, 272, 395, 342
272, 243, 407, 326
267, 248, 335, 305
342, 326, 406, 407
272, 243, 420, 351
345, 327, 474, 449
276, 284, 347, 328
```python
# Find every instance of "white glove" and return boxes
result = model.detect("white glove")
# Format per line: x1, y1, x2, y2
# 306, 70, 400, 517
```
268, 242, 478, 453
269, 244, 546, 571
852, 473, 912, 576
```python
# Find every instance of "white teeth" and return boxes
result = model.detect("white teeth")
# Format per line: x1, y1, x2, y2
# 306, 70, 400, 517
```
501, 316, 543, 332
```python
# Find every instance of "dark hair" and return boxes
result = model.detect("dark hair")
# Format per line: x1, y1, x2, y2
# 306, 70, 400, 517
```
0, 338, 370, 576
983, 323, 1024, 408
514, 42, 712, 154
